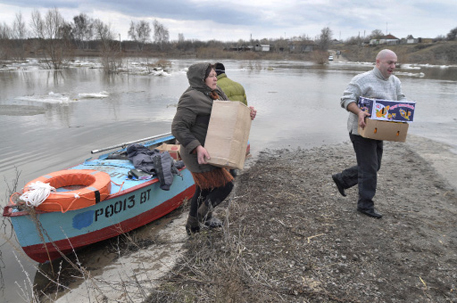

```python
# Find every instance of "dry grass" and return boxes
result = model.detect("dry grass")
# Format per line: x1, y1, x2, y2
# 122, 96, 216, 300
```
142, 142, 457, 303
143, 198, 280, 303
4, 140, 457, 302
311, 50, 330, 64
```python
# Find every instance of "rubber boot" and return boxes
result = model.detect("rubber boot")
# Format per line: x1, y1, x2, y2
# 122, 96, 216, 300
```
205, 216, 223, 228
185, 216, 200, 235
197, 201, 222, 228
197, 202, 210, 222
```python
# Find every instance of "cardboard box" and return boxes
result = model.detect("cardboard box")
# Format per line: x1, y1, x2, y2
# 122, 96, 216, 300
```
358, 97, 416, 122
205, 101, 252, 170
358, 119, 409, 142
156, 143, 181, 160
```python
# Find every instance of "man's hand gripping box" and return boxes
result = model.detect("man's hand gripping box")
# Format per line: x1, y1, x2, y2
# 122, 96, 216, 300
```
358, 97, 415, 142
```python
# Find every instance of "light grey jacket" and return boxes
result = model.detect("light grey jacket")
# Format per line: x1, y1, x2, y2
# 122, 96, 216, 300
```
340, 67, 406, 135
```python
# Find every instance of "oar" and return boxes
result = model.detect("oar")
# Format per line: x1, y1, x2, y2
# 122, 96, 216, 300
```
91, 132, 173, 154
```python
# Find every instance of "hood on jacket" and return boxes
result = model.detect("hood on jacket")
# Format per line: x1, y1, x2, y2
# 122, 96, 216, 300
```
187, 62, 212, 94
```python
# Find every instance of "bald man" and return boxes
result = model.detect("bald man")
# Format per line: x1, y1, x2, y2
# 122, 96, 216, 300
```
332, 49, 407, 218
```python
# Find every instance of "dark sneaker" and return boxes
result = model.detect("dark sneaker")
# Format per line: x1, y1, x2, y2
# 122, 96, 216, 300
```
332, 174, 346, 197
357, 208, 383, 218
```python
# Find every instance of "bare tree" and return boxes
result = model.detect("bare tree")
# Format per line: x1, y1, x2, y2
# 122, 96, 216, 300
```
128, 21, 137, 41
128, 20, 151, 51
0, 22, 12, 39
345, 35, 364, 45
13, 13, 27, 40
273, 38, 288, 52
153, 20, 169, 50
73, 13, 93, 49
289, 34, 313, 53
11, 13, 28, 59
369, 29, 384, 39
93, 19, 114, 42
30, 8, 72, 69
447, 27, 457, 41
60, 22, 75, 55
300, 33, 311, 41
434, 35, 446, 42
93, 18, 122, 73
0, 22, 13, 59
312, 27, 333, 64
316, 27, 333, 51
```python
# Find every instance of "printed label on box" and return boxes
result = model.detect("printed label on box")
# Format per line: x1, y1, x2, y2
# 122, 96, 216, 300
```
358, 97, 416, 122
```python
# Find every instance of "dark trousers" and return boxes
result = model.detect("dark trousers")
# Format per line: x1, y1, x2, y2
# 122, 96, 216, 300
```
338, 133, 383, 210
188, 181, 234, 218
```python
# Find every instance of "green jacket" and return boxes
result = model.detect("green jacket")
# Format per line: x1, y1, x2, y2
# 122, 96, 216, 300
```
171, 63, 228, 173
216, 73, 248, 105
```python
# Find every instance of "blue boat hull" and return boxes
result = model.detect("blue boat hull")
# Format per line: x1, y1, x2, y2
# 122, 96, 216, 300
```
3, 136, 195, 263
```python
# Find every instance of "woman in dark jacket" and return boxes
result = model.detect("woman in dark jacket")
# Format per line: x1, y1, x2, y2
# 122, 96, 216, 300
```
172, 62, 256, 234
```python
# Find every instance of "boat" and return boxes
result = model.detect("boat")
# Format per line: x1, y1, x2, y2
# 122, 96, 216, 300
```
3, 133, 196, 263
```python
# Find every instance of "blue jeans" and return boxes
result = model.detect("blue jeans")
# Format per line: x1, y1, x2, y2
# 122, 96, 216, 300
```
338, 133, 383, 210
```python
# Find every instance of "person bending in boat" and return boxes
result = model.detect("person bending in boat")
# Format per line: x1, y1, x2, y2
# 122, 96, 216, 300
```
172, 63, 256, 234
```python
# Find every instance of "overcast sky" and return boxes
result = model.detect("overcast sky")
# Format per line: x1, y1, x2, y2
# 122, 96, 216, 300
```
0, 0, 455, 42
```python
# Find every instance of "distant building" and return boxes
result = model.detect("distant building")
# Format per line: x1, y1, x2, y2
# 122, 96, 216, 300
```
288, 40, 314, 53
369, 39, 379, 45
370, 34, 400, 45
406, 35, 418, 44
379, 34, 400, 45
254, 44, 270, 52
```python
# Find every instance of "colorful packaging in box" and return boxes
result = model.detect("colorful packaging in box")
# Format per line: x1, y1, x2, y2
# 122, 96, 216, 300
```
358, 97, 416, 122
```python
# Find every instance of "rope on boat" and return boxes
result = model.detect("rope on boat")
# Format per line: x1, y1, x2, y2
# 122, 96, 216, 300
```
20, 181, 56, 207
20, 181, 84, 209
111, 180, 125, 192
18, 174, 125, 211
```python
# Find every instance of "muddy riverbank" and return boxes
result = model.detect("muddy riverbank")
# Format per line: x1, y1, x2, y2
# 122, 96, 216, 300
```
39, 135, 457, 302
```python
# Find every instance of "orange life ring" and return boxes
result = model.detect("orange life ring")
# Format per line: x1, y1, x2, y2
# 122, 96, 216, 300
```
23, 169, 111, 213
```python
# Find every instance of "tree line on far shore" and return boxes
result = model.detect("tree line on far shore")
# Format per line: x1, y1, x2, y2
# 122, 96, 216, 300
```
1, 8, 456, 72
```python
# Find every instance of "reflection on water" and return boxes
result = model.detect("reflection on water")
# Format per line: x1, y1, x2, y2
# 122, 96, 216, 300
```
0, 104, 46, 116
417, 65, 457, 81
0, 58, 456, 302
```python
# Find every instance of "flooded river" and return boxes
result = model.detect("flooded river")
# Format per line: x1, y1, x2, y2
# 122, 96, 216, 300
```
0, 57, 456, 302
